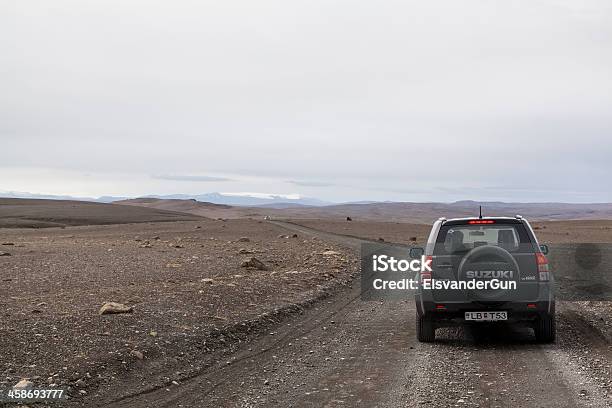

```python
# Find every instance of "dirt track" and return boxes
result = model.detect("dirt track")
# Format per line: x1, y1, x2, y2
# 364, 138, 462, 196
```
107, 221, 612, 408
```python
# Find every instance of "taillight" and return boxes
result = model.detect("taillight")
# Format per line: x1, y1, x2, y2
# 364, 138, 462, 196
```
536, 252, 550, 281
421, 255, 433, 284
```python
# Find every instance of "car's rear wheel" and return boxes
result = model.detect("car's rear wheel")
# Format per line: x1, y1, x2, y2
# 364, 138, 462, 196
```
416, 313, 435, 342
534, 314, 556, 343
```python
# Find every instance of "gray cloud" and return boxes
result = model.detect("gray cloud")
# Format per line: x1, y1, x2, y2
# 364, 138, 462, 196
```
152, 175, 233, 182
288, 180, 335, 187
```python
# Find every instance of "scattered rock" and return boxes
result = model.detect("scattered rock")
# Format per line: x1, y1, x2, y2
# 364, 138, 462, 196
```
0, 252, 11, 256
130, 350, 144, 360
14, 379, 33, 389
99, 302, 133, 315
238, 248, 253, 254
201, 278, 214, 284
75, 379, 86, 387
139, 241, 153, 248
166, 263, 182, 268
2, 242, 14, 246
241, 257, 269, 271
149, 330, 158, 337
409, 236, 417, 242
378, 237, 385, 242
292, 234, 298, 238
237, 237, 250, 242
171, 243, 184, 248
346, 217, 352, 221
322, 250, 341, 256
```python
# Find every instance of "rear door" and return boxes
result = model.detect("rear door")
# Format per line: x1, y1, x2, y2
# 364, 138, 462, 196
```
431, 220, 539, 302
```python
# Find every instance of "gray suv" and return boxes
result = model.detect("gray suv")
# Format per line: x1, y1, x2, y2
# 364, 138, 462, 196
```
411, 215, 555, 343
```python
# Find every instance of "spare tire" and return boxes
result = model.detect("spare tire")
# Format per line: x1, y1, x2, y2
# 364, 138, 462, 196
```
457, 245, 520, 302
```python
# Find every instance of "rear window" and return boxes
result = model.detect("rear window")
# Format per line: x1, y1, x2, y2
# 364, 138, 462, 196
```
434, 223, 533, 255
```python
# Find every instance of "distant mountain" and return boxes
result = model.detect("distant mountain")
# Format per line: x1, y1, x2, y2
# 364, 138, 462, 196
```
0, 190, 101, 201
295, 200, 612, 222
116, 197, 612, 223
96, 196, 130, 203
141, 193, 332, 207
4, 191, 612, 221
0, 197, 202, 228
254, 202, 317, 209
0, 190, 330, 207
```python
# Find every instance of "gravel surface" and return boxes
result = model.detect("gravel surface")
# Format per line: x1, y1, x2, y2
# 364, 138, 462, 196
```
2, 218, 611, 407
290, 219, 612, 245
108, 221, 612, 408
0, 219, 356, 406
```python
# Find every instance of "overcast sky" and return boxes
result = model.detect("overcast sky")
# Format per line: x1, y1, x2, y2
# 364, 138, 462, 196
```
2, 0, 612, 203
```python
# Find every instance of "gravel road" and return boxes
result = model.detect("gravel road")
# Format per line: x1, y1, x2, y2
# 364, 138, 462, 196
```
105, 221, 612, 408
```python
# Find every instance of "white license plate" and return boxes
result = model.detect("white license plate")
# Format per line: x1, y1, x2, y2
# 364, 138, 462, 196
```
465, 311, 507, 321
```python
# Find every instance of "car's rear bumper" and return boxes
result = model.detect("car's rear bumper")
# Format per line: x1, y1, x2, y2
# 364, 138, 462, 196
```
417, 300, 554, 325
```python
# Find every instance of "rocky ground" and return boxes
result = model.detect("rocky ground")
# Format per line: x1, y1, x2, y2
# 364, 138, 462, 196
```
285, 219, 432, 246
0, 219, 357, 406
0, 198, 201, 229
289, 219, 612, 246
107, 221, 612, 408
2, 210, 612, 407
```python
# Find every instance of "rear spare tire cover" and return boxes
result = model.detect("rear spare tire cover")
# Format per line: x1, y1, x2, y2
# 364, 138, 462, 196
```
457, 245, 520, 302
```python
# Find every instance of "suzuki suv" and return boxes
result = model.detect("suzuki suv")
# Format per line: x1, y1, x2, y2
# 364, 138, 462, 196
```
411, 215, 555, 343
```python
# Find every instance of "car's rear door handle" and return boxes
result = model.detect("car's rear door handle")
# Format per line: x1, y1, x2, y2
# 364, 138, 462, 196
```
437, 263, 452, 268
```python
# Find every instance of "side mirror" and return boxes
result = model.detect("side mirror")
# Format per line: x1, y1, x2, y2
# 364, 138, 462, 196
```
539, 244, 549, 255
409, 247, 424, 259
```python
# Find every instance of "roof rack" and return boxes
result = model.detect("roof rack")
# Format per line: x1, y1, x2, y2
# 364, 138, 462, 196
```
515, 214, 523, 219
